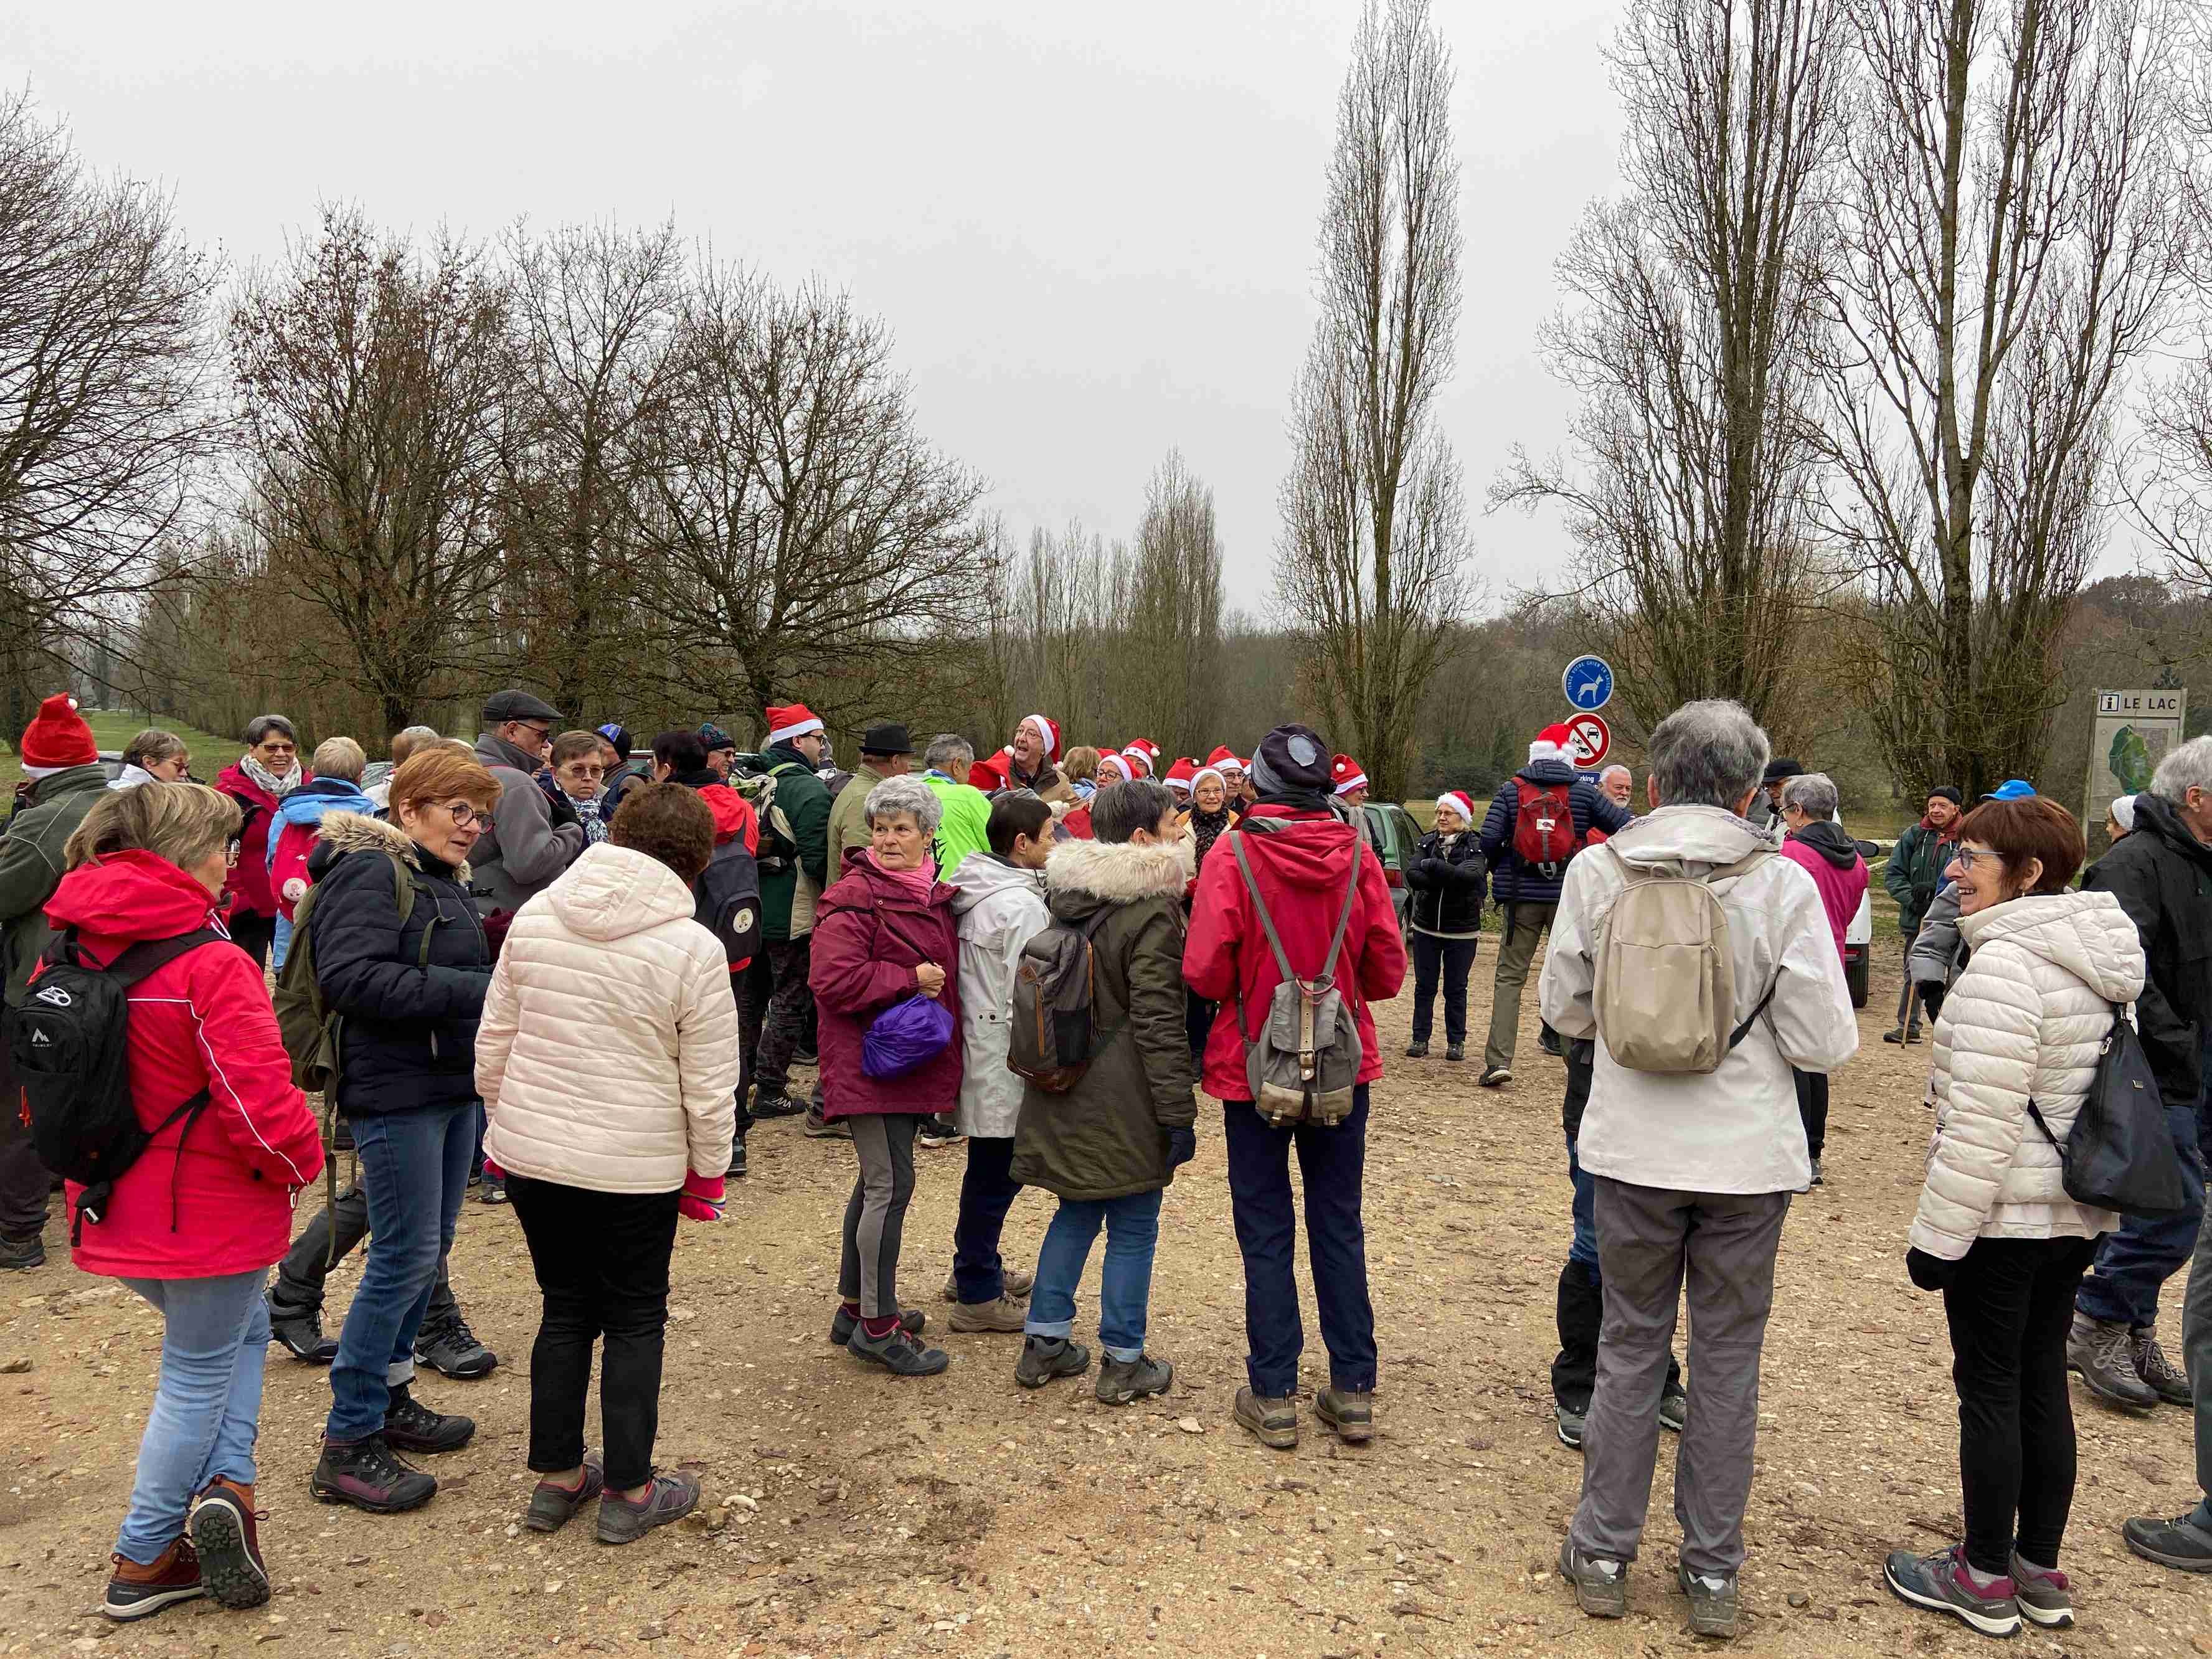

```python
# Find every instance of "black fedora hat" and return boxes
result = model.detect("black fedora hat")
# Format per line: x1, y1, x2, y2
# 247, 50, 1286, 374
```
861, 722, 915, 756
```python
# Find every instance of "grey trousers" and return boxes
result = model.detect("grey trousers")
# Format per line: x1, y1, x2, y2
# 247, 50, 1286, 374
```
1485, 902, 1556, 1071
2188, 1201, 2212, 1501
1571, 1178, 1792, 1576
839, 1115, 919, 1319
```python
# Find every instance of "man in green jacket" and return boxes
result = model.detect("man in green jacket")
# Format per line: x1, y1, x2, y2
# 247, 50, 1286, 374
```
0, 695, 114, 1269
825, 723, 914, 877
747, 703, 835, 1125
920, 734, 994, 874
1010, 777, 1196, 1406
1880, 785, 1962, 1044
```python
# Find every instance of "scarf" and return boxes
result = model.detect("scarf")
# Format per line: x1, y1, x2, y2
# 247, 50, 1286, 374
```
868, 850, 939, 897
1189, 804, 1235, 870
239, 753, 303, 798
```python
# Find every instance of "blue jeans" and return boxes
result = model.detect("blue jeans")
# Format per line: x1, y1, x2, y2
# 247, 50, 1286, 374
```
326, 1100, 475, 1442
1024, 1188, 1164, 1362
2076, 1091, 2207, 1328
1569, 1135, 1600, 1272
115, 1272, 269, 1564
950, 1135, 1023, 1305
1222, 1088, 1377, 1395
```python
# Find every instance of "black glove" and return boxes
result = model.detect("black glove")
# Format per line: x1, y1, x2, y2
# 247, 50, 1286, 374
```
1905, 1247, 1956, 1293
1916, 981, 1946, 1024
1165, 1127, 1197, 1171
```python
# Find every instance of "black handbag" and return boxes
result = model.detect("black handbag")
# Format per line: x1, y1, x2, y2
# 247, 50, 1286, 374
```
2025, 1004, 2191, 1219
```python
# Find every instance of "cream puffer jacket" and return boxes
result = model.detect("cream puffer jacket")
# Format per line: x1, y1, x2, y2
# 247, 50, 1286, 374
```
944, 849, 1052, 1138
1910, 889, 2145, 1259
478, 843, 740, 1193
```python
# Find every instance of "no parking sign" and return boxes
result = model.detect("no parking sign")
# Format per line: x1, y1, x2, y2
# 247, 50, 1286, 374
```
1564, 713, 1611, 768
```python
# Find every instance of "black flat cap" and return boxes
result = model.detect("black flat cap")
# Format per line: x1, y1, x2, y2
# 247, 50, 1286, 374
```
861, 722, 914, 755
484, 689, 562, 724
1762, 757, 1805, 785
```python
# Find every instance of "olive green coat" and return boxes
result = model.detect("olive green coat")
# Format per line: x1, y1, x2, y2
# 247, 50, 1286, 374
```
0, 765, 114, 1004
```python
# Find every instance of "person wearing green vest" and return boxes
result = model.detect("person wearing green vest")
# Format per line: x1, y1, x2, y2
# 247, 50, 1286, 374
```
825, 724, 915, 877
921, 734, 994, 874
746, 704, 835, 1128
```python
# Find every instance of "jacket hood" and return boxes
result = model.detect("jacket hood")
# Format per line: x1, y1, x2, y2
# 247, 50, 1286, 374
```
1229, 807, 1365, 892
946, 850, 1046, 916
544, 842, 697, 942
311, 807, 471, 882
2129, 790, 2212, 871
1794, 819, 1861, 870
1604, 804, 1770, 874
475, 731, 539, 773
1515, 757, 1580, 787
276, 777, 374, 825
46, 849, 220, 945
1044, 836, 1192, 917
30, 763, 111, 804
697, 783, 750, 845
1959, 888, 2148, 1003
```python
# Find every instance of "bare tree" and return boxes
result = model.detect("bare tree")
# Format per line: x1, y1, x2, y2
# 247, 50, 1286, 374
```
0, 87, 218, 732
1496, 0, 1844, 736
1275, 0, 1472, 800
1818, 0, 2191, 795
1128, 450, 1226, 759
229, 204, 511, 734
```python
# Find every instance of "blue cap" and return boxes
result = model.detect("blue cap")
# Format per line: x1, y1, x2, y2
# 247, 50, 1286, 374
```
1983, 778, 2038, 801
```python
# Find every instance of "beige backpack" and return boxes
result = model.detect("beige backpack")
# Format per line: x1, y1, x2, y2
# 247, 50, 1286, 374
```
1590, 846, 1775, 1074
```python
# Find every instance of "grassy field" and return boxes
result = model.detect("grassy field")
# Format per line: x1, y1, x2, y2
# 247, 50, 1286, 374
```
0, 711, 237, 793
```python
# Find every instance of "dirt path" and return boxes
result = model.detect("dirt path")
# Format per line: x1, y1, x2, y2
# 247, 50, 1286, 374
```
2, 958, 2207, 1658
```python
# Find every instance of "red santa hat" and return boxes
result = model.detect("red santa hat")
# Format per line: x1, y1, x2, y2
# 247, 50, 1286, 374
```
1163, 756, 1198, 795
1206, 744, 1245, 773
1331, 754, 1369, 796
1121, 740, 1158, 777
967, 749, 1013, 790
1095, 752, 1133, 784
1529, 723, 1572, 765
19, 693, 98, 775
1193, 765, 1227, 795
1435, 790, 1477, 828
765, 702, 825, 744
1018, 714, 1061, 759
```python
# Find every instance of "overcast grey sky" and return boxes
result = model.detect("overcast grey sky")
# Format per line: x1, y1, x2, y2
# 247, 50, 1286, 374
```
5, 0, 1626, 610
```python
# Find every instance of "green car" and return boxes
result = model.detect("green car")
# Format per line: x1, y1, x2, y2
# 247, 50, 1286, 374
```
1361, 802, 1422, 937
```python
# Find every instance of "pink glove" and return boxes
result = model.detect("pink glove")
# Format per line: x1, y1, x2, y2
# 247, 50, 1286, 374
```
678, 1170, 726, 1223
482, 1158, 506, 1182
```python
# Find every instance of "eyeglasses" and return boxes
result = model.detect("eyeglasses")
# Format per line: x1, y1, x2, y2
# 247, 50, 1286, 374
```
435, 800, 483, 828
1952, 846, 1995, 872
512, 722, 552, 743
563, 763, 606, 780
224, 837, 242, 866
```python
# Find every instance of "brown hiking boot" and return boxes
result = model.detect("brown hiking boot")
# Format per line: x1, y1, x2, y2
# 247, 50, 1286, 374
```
2069, 1313, 2158, 1409
1316, 1386, 1374, 1444
1234, 1386, 1299, 1450
103, 1538, 204, 1622
948, 1292, 1029, 1333
189, 1477, 269, 1609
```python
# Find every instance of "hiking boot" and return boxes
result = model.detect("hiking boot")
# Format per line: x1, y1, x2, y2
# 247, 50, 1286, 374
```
795, 1043, 819, 1068
1676, 1562, 1739, 1638
802, 1107, 851, 1139
1556, 1400, 1587, 1450
750, 1094, 806, 1119
1234, 1386, 1299, 1450
1558, 1537, 1627, 1619
1884, 1543, 2020, 1638
189, 1477, 268, 1609
846, 1322, 950, 1376
1097, 1353, 1173, 1405
1315, 1386, 1374, 1444
1404, 1040, 1429, 1059
1539, 1029, 1564, 1058
728, 1141, 747, 1179
382, 1384, 475, 1453
2008, 1551, 2074, 1628
267, 1295, 338, 1364
2069, 1313, 2158, 1409
1660, 1381, 1688, 1434
1808, 1157, 1825, 1187
596, 1470, 700, 1544
310, 1434, 437, 1514
2122, 1510, 2212, 1572
948, 1293, 1029, 1334
103, 1538, 204, 1622
942, 1266, 1034, 1302
829, 1303, 923, 1346
916, 1117, 965, 1149
2132, 1326, 2192, 1405
1477, 1065, 1511, 1087
414, 1312, 498, 1379
1445, 1042, 1465, 1062
0, 1231, 45, 1272
1883, 1026, 1907, 1044
524, 1451, 605, 1534
1015, 1335, 1090, 1388
479, 1173, 508, 1204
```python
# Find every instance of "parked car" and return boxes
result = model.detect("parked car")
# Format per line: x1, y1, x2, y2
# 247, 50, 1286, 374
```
1361, 801, 1422, 936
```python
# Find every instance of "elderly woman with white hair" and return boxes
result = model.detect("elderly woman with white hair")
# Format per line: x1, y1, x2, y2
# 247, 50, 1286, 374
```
1776, 772, 1869, 1189
266, 737, 377, 970
809, 775, 963, 1378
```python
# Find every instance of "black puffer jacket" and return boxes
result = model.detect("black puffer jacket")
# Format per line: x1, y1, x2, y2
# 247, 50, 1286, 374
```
307, 813, 493, 1116
2082, 790, 2212, 1138
1406, 830, 1486, 935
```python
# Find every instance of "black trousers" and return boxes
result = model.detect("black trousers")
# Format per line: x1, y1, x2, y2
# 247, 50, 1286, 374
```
1411, 933, 1478, 1045
1186, 989, 1217, 1064
1793, 1069, 1829, 1161
949, 1135, 1023, 1304
271, 1183, 458, 1326
229, 910, 276, 971
0, 1039, 51, 1242
1944, 1236, 2097, 1575
742, 936, 820, 1110
507, 1174, 681, 1493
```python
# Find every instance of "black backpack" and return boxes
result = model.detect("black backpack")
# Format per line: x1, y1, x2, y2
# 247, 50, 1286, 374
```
2026, 1004, 2192, 1218
7, 926, 226, 1237
696, 836, 763, 966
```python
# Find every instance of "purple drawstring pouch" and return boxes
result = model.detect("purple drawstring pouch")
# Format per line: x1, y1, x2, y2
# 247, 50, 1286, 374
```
862, 994, 955, 1080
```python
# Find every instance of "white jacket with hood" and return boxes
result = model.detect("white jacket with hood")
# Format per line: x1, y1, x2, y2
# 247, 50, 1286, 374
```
946, 849, 1051, 1138
1909, 889, 2144, 1258
1541, 804, 1860, 1194
478, 841, 739, 1193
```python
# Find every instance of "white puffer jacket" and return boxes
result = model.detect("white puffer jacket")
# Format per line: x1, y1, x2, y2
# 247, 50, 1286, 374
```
1910, 889, 2145, 1259
478, 843, 740, 1193
945, 850, 1051, 1138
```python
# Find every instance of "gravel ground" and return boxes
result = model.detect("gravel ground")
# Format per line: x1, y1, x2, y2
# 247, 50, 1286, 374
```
2, 956, 2206, 1658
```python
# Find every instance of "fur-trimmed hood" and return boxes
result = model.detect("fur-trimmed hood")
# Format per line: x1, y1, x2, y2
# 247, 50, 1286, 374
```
310, 807, 471, 882
1044, 834, 1193, 911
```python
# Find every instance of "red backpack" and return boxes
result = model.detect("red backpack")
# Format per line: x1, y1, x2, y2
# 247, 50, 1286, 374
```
1512, 779, 1578, 876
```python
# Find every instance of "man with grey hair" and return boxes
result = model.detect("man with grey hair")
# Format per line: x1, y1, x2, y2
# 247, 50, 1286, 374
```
1541, 699, 1858, 1635
365, 724, 443, 812
1597, 765, 1633, 809
922, 734, 994, 873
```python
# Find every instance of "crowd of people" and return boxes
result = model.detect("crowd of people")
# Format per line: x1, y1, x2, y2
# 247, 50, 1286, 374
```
1, 689, 2208, 1645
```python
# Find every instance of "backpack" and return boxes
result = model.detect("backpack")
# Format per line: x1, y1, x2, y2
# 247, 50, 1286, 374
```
696, 836, 762, 968
1590, 846, 1774, 1074
273, 849, 424, 1096
1007, 909, 1115, 1092
1512, 778, 1578, 877
7, 926, 225, 1238
2026, 1006, 2192, 1217
733, 765, 801, 871
1226, 829, 1368, 1127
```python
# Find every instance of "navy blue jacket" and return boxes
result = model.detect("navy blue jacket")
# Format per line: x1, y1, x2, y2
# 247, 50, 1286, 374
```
1477, 759, 1632, 905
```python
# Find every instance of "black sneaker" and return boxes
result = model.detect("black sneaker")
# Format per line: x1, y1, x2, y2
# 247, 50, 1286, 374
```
729, 1140, 748, 1178
478, 1174, 507, 1205
310, 1434, 437, 1514
267, 1296, 338, 1363
1883, 1026, 1907, 1044
1660, 1381, 1688, 1434
1539, 1031, 1564, 1058
846, 1323, 950, 1376
2122, 1511, 2212, 1572
1676, 1562, 1740, 1638
916, 1117, 965, 1149
414, 1313, 498, 1379
1884, 1544, 2020, 1637
0, 1231, 45, 1272
1478, 1065, 1511, 1087
1556, 1400, 1587, 1450
1404, 1041, 1429, 1059
1445, 1042, 1466, 1062
750, 1094, 806, 1119
382, 1384, 476, 1453
1015, 1335, 1091, 1389
829, 1303, 924, 1346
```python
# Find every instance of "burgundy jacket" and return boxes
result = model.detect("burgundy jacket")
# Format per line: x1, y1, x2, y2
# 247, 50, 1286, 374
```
808, 849, 963, 1118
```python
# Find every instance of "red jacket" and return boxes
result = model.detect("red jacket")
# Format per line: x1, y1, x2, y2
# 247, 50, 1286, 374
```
44, 851, 324, 1279
1183, 806, 1408, 1101
1062, 803, 1095, 841
699, 783, 759, 855
214, 762, 311, 920
808, 849, 963, 1118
